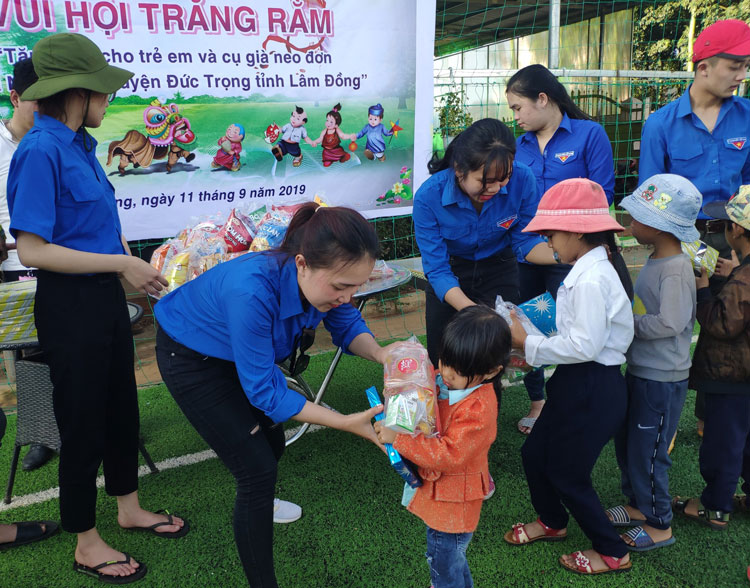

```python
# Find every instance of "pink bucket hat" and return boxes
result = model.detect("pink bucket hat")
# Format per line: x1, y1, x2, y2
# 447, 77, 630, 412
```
523, 178, 624, 234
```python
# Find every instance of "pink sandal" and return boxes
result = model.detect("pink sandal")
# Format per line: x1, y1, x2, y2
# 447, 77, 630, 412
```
559, 550, 632, 575
503, 517, 567, 545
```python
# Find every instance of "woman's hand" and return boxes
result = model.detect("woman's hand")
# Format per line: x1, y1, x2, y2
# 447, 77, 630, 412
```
344, 405, 386, 452
373, 420, 398, 444
374, 341, 402, 365
509, 310, 529, 349
121, 256, 169, 297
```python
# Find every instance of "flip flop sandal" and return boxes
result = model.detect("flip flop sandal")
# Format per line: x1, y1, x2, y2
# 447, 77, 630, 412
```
0, 520, 59, 550
559, 550, 632, 575
623, 526, 676, 552
605, 505, 646, 527
73, 553, 147, 584
122, 509, 190, 539
517, 417, 537, 435
503, 517, 567, 545
672, 497, 729, 530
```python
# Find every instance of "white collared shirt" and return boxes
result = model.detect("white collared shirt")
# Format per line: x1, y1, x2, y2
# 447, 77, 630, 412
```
525, 246, 634, 367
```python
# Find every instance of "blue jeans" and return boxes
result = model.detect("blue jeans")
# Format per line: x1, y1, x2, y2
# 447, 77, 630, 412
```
425, 527, 473, 588
615, 373, 687, 530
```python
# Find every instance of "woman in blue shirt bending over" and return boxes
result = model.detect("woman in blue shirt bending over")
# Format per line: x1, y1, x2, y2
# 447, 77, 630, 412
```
414, 117, 557, 376
506, 64, 615, 435
155, 203, 391, 587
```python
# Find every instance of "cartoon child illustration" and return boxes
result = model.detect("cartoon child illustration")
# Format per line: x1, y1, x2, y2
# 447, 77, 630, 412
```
211, 123, 245, 172
311, 103, 353, 167
354, 103, 393, 162
271, 106, 315, 167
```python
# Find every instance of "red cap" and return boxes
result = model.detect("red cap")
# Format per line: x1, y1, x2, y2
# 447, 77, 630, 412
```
692, 19, 750, 62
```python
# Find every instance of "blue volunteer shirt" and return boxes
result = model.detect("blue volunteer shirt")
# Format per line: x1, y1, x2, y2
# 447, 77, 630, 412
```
155, 252, 372, 423
8, 113, 125, 255
413, 164, 544, 301
638, 87, 750, 219
515, 113, 615, 204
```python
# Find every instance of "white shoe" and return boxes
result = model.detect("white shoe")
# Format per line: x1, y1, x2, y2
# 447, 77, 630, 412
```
273, 498, 302, 524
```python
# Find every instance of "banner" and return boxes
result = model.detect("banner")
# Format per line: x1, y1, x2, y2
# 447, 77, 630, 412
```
0, 0, 436, 239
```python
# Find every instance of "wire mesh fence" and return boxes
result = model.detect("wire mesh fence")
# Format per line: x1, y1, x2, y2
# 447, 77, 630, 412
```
2, 0, 747, 397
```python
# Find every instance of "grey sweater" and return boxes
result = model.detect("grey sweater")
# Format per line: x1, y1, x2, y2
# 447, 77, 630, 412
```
626, 253, 696, 382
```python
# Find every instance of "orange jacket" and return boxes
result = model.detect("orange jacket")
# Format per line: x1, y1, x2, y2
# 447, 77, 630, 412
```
392, 383, 497, 533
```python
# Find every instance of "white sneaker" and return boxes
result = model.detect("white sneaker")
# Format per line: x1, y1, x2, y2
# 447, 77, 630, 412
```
273, 498, 302, 524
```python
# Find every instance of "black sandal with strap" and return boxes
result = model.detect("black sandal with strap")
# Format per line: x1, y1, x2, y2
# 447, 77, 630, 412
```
73, 553, 148, 584
122, 509, 190, 538
672, 497, 729, 530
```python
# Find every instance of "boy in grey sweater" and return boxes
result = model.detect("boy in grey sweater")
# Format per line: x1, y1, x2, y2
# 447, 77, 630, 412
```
604, 174, 702, 551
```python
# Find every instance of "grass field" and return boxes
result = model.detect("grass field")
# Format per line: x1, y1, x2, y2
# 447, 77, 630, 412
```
1, 344, 747, 587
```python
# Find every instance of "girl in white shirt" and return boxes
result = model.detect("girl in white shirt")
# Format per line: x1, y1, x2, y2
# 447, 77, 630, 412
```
502, 178, 635, 576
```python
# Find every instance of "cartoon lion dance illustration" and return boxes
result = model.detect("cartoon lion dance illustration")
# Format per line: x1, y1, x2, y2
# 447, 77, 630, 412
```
107, 99, 197, 174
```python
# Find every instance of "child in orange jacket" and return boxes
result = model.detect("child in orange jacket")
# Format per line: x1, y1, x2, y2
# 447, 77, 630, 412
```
375, 305, 510, 588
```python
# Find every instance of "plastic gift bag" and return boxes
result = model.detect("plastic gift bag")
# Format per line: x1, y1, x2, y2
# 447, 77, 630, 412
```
495, 295, 547, 372
681, 240, 719, 277
382, 336, 438, 437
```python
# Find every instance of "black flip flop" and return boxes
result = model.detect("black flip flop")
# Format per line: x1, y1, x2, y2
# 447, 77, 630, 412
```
73, 553, 147, 584
0, 520, 59, 550
123, 509, 190, 539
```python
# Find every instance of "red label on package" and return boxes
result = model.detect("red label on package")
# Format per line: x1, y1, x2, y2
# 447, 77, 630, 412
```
397, 357, 418, 374
219, 210, 253, 253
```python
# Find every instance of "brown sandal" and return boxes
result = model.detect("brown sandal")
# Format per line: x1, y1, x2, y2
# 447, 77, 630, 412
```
559, 550, 632, 575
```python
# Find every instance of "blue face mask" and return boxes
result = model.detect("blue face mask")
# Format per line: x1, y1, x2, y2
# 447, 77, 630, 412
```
436, 374, 483, 405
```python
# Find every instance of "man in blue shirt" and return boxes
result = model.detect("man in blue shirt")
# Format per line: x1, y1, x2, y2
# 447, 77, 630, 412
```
639, 19, 750, 262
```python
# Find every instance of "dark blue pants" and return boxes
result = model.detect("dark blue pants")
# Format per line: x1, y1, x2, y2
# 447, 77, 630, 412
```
518, 262, 570, 402
425, 250, 519, 368
521, 362, 628, 558
426, 527, 473, 588
615, 373, 687, 529
156, 328, 285, 587
700, 392, 750, 513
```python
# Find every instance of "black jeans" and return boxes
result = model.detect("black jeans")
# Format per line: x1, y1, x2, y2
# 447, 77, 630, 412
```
156, 328, 285, 587
425, 249, 519, 367
35, 271, 139, 533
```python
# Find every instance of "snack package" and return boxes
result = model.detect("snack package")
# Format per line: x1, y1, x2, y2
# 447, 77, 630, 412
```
382, 336, 438, 437
518, 292, 557, 337
150, 238, 183, 273
219, 208, 255, 252
184, 220, 221, 249
250, 210, 292, 252
365, 386, 422, 488
681, 239, 719, 277
162, 250, 192, 294
495, 295, 547, 371
367, 259, 395, 283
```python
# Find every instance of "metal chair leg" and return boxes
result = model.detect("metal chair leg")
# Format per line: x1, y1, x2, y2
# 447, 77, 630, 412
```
4, 445, 21, 504
138, 437, 159, 474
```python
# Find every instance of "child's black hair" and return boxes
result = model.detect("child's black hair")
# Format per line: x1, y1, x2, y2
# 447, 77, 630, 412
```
438, 305, 511, 389
11, 58, 37, 97
582, 231, 634, 301
293, 105, 307, 123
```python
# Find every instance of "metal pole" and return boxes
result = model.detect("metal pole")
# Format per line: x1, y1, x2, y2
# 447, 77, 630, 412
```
548, 0, 561, 69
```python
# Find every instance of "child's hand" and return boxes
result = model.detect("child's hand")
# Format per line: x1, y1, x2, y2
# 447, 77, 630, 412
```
509, 310, 528, 349
374, 421, 398, 444
715, 251, 740, 277
696, 267, 710, 289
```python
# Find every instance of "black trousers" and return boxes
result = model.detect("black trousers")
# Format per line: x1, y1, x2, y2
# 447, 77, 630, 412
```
34, 271, 139, 533
521, 362, 628, 558
425, 250, 519, 367
156, 328, 285, 587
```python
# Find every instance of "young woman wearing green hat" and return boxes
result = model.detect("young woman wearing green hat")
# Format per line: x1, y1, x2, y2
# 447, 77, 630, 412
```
7, 33, 187, 584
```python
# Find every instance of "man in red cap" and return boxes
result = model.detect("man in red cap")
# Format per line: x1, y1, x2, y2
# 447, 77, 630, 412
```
638, 18, 750, 435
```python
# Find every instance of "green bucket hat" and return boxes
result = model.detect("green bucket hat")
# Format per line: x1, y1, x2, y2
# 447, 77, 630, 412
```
22, 33, 133, 101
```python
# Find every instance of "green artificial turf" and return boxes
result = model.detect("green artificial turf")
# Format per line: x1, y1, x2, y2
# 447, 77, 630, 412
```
2, 346, 747, 587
